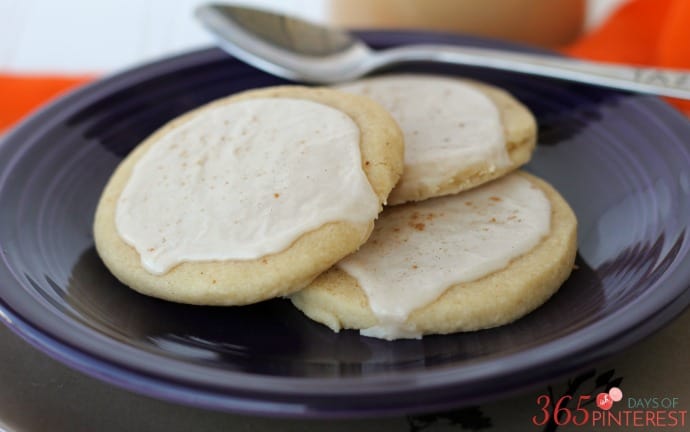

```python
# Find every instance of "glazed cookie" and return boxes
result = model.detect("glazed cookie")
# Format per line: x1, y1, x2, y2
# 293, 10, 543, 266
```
290, 171, 577, 340
94, 86, 404, 305
336, 74, 536, 204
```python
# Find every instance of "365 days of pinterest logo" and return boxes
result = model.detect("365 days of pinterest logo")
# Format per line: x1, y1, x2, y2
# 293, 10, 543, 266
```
533, 387, 687, 428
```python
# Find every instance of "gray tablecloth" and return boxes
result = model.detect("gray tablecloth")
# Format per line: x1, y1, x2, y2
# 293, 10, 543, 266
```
1, 306, 688, 432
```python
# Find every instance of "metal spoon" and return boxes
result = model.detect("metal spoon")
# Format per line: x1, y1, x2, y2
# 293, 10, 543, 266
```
195, 3, 690, 99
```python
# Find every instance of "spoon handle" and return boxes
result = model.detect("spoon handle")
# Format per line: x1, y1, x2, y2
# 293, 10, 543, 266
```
373, 45, 690, 100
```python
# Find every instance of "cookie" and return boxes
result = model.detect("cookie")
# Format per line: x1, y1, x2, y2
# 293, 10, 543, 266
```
336, 74, 536, 204
94, 86, 404, 305
290, 171, 577, 340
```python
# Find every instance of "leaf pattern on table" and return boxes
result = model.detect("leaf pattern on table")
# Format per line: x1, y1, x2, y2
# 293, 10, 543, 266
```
407, 406, 492, 431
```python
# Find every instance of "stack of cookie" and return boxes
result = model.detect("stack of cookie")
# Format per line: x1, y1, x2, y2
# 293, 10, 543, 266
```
94, 74, 577, 340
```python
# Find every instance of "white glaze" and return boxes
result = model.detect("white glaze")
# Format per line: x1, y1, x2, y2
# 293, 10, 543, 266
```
337, 174, 551, 340
337, 75, 510, 201
116, 98, 379, 275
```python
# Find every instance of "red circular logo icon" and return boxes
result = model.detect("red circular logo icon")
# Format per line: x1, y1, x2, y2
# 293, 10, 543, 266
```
597, 392, 613, 410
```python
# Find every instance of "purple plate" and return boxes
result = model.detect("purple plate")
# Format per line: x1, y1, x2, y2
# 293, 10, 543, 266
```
1, 32, 690, 418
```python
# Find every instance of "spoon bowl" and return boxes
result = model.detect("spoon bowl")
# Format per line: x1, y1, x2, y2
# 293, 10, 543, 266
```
195, 4, 374, 83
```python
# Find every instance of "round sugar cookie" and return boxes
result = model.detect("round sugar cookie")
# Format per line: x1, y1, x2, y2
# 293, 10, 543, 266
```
94, 86, 404, 305
290, 171, 577, 339
336, 74, 537, 205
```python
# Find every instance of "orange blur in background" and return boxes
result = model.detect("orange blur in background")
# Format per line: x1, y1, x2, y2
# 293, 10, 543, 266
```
1, 0, 689, 133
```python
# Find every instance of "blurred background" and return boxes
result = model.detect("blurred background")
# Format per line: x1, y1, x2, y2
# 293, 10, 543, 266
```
0, 0, 626, 74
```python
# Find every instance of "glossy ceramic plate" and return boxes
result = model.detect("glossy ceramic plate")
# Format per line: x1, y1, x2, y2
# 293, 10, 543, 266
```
1, 32, 690, 418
